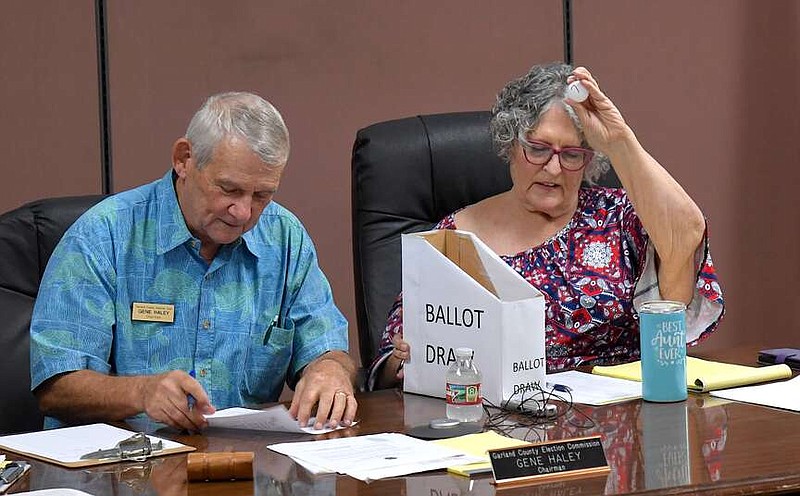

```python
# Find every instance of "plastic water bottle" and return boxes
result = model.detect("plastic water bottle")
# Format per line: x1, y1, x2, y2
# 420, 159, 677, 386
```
446, 347, 483, 422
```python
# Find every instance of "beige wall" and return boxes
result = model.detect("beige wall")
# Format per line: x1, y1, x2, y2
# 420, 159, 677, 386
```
2, 1, 799, 364
0, 0, 101, 201
575, 0, 800, 354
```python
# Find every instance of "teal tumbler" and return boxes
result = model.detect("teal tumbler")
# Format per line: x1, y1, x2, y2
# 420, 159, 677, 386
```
639, 300, 687, 402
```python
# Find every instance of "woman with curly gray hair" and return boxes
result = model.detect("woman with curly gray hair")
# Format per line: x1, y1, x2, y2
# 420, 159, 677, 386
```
369, 63, 724, 391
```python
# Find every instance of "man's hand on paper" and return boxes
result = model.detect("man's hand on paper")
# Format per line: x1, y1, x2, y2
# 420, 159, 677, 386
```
290, 351, 358, 430
140, 370, 215, 432
316, 423, 359, 440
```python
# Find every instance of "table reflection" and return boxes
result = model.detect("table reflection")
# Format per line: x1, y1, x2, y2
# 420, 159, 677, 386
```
641, 402, 690, 489
693, 396, 729, 483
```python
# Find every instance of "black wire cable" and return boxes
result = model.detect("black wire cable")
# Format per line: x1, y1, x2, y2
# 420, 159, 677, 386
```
480, 382, 595, 441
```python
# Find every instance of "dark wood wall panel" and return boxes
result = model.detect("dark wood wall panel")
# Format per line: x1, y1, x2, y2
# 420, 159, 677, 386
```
105, 1, 564, 362
0, 1, 101, 212
574, 0, 800, 350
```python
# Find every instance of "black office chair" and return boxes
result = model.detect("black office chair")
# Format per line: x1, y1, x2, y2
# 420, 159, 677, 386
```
0, 195, 105, 433
351, 111, 620, 384
351, 111, 511, 374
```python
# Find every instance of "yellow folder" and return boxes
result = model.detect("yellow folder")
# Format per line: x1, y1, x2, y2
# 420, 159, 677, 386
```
433, 431, 531, 477
592, 357, 792, 392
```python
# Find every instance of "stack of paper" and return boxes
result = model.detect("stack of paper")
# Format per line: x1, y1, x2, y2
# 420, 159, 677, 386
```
433, 431, 531, 476
205, 406, 352, 434
592, 357, 792, 392
268, 432, 484, 482
710, 374, 800, 412
546, 370, 641, 405
10, 490, 96, 496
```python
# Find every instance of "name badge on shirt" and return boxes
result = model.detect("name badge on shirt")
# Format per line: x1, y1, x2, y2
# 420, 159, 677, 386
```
132, 302, 175, 323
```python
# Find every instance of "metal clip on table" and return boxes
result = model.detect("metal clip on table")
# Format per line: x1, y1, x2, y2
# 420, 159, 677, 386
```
81, 432, 164, 462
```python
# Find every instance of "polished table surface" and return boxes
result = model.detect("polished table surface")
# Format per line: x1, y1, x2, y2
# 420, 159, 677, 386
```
5, 346, 800, 495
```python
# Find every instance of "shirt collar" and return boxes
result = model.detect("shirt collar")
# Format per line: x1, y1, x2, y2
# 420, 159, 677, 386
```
155, 170, 194, 256
154, 170, 268, 258
241, 218, 269, 258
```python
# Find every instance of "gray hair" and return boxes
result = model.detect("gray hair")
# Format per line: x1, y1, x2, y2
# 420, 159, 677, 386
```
186, 92, 290, 169
490, 62, 610, 185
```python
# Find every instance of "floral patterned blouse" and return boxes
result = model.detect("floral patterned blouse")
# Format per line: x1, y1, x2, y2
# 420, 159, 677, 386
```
368, 186, 724, 388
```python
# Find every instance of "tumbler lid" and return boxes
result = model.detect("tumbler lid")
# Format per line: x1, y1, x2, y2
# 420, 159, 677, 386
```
639, 300, 685, 314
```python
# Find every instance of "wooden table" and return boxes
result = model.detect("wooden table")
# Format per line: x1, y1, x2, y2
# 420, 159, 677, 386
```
5, 350, 800, 495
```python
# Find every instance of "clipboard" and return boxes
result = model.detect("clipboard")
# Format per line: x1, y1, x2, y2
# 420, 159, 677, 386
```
0, 423, 194, 468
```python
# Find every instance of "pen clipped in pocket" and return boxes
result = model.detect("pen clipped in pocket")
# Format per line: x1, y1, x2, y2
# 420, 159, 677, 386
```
263, 313, 280, 345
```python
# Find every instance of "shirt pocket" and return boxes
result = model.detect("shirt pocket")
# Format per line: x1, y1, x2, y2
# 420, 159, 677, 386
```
244, 318, 294, 398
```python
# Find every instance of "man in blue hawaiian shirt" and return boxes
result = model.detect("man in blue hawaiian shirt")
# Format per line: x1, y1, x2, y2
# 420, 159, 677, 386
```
30, 92, 357, 431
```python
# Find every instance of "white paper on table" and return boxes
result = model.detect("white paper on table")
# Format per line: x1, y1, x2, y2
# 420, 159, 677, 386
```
710, 374, 800, 412
546, 370, 642, 405
205, 405, 355, 434
268, 432, 484, 482
13, 490, 96, 496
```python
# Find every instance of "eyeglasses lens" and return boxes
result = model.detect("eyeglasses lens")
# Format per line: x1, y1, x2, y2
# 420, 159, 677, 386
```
522, 140, 590, 171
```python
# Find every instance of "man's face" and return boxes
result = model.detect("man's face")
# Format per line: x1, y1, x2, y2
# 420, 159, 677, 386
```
173, 137, 284, 253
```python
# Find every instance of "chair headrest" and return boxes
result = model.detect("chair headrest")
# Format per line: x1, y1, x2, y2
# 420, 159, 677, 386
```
352, 112, 511, 368
0, 195, 106, 297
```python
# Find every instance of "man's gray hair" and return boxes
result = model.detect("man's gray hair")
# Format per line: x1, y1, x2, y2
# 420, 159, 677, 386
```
186, 92, 290, 169
490, 62, 610, 185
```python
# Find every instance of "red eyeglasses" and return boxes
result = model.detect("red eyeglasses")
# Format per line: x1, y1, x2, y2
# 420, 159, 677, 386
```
519, 137, 594, 171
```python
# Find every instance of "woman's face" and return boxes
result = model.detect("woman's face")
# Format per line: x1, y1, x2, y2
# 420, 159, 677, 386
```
508, 105, 585, 220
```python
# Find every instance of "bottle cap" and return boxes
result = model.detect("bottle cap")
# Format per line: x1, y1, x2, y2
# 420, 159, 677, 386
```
429, 418, 460, 429
455, 347, 474, 356
407, 420, 482, 439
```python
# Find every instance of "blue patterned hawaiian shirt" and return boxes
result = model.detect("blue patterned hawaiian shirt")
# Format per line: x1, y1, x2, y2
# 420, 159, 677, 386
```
30, 171, 348, 428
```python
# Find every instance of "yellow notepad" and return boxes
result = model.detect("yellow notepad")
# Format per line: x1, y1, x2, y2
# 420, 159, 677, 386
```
433, 431, 531, 477
592, 357, 792, 392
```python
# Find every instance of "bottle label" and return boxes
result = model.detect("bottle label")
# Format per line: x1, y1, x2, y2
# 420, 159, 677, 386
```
446, 383, 482, 406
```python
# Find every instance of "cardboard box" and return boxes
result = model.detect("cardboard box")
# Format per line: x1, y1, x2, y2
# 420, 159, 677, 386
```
402, 230, 546, 406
